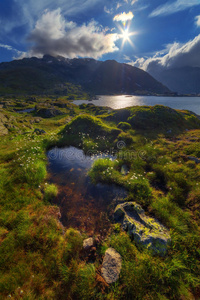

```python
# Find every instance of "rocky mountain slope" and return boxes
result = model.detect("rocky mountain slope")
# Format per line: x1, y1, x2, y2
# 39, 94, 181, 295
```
0, 55, 170, 95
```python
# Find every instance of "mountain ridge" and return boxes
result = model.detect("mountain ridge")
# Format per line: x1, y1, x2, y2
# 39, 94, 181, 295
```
0, 55, 171, 95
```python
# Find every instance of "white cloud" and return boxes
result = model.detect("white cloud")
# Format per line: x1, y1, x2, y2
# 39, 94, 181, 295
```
0, 44, 13, 51
129, 35, 200, 74
116, 2, 123, 10
0, 43, 25, 57
0, 0, 103, 38
150, 0, 200, 17
104, 6, 114, 14
195, 15, 200, 27
21, 9, 119, 59
134, 4, 149, 12
131, 0, 138, 5
17, 0, 102, 18
113, 11, 134, 22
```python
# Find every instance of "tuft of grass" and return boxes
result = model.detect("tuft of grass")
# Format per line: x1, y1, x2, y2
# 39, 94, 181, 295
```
44, 184, 58, 202
89, 158, 152, 205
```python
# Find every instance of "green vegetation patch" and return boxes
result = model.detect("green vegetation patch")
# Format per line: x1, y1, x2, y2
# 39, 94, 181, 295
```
59, 114, 121, 151
63, 114, 120, 137
0, 100, 200, 299
105, 105, 200, 134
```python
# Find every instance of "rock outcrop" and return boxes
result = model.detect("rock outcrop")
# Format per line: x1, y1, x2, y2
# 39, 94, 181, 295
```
83, 237, 94, 250
36, 108, 64, 118
114, 202, 171, 256
101, 248, 122, 284
33, 128, 46, 135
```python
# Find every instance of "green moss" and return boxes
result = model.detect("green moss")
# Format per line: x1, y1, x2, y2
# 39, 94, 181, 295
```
62, 114, 120, 137
44, 184, 58, 202
117, 122, 132, 130
58, 114, 121, 151
105, 105, 200, 136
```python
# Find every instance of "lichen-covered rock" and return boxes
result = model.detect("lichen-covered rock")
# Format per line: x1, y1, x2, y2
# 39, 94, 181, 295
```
101, 248, 122, 284
83, 237, 94, 250
114, 202, 171, 256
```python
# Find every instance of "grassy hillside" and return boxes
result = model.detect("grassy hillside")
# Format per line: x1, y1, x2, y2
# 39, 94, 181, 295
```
0, 98, 199, 299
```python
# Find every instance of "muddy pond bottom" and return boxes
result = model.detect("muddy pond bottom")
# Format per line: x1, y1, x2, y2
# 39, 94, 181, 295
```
47, 146, 127, 235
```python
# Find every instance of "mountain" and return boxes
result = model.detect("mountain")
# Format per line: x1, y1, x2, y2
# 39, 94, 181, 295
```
148, 66, 200, 95
0, 55, 170, 95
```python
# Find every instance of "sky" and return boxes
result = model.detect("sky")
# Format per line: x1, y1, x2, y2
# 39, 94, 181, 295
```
0, 0, 200, 74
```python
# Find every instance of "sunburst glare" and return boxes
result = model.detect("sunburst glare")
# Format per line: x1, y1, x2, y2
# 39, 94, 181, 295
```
122, 28, 130, 41
118, 22, 136, 49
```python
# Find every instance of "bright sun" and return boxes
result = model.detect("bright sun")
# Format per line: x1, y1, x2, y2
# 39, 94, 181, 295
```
117, 23, 137, 49
122, 29, 129, 41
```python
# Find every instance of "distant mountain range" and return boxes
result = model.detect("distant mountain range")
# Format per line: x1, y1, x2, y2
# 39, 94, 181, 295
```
148, 66, 200, 95
0, 55, 170, 95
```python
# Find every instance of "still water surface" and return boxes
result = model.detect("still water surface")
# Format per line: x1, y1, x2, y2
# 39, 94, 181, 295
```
73, 95, 200, 115
47, 146, 126, 235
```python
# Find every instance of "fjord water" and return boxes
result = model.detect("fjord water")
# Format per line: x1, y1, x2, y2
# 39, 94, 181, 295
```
73, 95, 200, 115
47, 146, 126, 235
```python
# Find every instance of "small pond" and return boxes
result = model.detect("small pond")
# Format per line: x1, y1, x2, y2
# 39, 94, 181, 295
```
16, 108, 35, 113
47, 146, 127, 235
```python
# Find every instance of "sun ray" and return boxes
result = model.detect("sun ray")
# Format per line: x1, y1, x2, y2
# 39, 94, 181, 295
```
117, 22, 137, 50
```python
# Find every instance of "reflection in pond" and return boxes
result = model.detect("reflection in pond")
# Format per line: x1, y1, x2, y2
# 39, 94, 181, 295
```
16, 108, 35, 113
47, 146, 127, 235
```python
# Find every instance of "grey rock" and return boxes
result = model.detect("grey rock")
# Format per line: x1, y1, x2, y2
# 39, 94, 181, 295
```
36, 108, 64, 118
34, 128, 46, 135
83, 237, 94, 250
30, 118, 42, 124
5, 124, 17, 130
101, 248, 122, 284
188, 156, 200, 164
114, 202, 171, 256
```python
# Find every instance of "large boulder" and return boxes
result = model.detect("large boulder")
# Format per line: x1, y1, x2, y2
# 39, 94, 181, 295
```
101, 248, 122, 284
36, 108, 64, 118
114, 202, 171, 256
